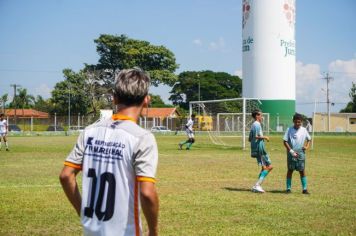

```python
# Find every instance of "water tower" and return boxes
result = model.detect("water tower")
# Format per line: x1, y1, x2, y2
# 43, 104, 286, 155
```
242, 0, 296, 130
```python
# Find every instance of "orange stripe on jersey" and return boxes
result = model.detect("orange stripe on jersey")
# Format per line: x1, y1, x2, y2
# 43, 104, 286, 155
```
134, 179, 140, 236
64, 161, 82, 170
112, 114, 136, 122
137, 176, 156, 183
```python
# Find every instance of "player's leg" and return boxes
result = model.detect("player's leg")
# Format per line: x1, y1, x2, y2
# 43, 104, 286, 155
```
179, 134, 189, 149
186, 138, 195, 150
185, 133, 195, 150
286, 156, 296, 193
299, 169, 309, 194
252, 156, 271, 193
0, 135, 2, 150
3, 135, 8, 151
286, 169, 293, 193
257, 154, 272, 183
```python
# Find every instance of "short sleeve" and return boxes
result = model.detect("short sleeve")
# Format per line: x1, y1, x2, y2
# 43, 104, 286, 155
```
283, 128, 289, 141
255, 123, 262, 137
64, 132, 85, 170
133, 133, 158, 182
305, 129, 311, 141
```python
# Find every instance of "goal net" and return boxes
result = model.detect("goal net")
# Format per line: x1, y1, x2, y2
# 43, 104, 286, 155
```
189, 98, 269, 149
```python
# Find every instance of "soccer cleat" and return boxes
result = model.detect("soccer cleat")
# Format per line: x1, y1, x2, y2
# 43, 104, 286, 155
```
178, 144, 183, 150
6, 148, 9, 151
252, 185, 265, 193
302, 189, 310, 194
286, 189, 292, 194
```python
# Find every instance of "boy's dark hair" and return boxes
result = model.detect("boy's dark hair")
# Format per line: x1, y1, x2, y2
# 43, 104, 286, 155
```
251, 109, 261, 119
293, 113, 303, 121
191, 114, 196, 118
113, 68, 151, 106
0, 113, 4, 117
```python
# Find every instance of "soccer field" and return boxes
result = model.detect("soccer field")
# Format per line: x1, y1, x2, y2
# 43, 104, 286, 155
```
0, 135, 355, 235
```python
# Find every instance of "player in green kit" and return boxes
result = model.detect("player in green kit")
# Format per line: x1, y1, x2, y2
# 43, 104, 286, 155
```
249, 109, 273, 193
283, 113, 312, 194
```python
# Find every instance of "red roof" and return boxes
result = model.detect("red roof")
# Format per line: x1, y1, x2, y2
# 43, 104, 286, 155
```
141, 107, 180, 118
5, 109, 49, 118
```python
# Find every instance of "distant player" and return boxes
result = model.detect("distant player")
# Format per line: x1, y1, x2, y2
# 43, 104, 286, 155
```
179, 114, 196, 150
283, 113, 311, 194
60, 68, 159, 236
0, 113, 9, 151
249, 109, 273, 193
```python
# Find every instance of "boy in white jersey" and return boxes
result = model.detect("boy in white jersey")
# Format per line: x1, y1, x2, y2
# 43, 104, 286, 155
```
0, 113, 9, 151
248, 109, 273, 193
178, 114, 196, 150
283, 113, 311, 194
60, 68, 159, 236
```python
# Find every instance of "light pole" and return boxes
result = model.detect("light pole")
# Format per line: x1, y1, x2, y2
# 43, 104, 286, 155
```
10, 84, 21, 124
68, 83, 71, 131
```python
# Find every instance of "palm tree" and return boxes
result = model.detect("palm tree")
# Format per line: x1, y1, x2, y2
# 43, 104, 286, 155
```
16, 88, 35, 116
0, 94, 8, 113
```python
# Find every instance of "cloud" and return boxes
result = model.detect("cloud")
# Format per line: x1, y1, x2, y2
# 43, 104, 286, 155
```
192, 37, 226, 52
208, 37, 225, 51
296, 61, 322, 102
234, 69, 242, 78
34, 84, 52, 98
296, 57, 356, 116
327, 57, 356, 104
328, 57, 356, 80
192, 39, 202, 46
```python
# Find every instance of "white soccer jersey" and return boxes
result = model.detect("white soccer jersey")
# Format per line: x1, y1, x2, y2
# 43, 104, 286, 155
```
283, 126, 311, 150
65, 114, 158, 236
0, 119, 7, 133
251, 121, 263, 137
185, 118, 194, 138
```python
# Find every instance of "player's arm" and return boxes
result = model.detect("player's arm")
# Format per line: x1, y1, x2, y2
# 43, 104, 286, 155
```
134, 133, 159, 236
59, 166, 81, 216
140, 181, 159, 236
283, 140, 298, 157
255, 126, 269, 141
256, 135, 269, 141
303, 139, 311, 151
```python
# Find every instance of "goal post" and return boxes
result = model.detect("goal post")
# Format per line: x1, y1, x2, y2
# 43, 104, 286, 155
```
189, 98, 268, 149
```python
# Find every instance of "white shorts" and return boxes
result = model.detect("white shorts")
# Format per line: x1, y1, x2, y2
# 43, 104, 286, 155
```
0, 133, 7, 137
186, 130, 194, 139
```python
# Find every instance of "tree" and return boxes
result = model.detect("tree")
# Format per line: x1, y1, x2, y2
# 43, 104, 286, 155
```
9, 88, 35, 109
149, 94, 173, 108
51, 69, 91, 115
340, 82, 356, 113
169, 71, 242, 110
92, 34, 179, 86
82, 67, 112, 115
0, 94, 8, 113
33, 95, 55, 113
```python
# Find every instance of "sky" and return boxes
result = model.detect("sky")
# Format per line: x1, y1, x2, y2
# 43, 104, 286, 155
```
0, 0, 355, 116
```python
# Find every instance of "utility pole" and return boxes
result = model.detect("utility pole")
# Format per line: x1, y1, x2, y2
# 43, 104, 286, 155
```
68, 83, 71, 131
10, 84, 21, 125
322, 73, 333, 132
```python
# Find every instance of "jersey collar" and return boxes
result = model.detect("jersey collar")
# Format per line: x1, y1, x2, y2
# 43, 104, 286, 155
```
112, 114, 136, 122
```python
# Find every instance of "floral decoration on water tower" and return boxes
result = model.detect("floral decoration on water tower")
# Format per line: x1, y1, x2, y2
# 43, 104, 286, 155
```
283, 0, 296, 28
242, 0, 251, 29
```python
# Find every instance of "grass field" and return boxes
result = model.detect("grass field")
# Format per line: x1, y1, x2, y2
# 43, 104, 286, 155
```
0, 134, 355, 235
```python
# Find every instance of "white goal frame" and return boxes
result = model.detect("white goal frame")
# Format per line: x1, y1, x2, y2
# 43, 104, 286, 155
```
189, 97, 262, 149
216, 112, 269, 133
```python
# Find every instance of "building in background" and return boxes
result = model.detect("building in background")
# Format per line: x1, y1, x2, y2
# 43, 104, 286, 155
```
313, 113, 356, 132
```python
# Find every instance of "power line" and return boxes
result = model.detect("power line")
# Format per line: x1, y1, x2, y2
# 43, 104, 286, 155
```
0, 69, 62, 73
